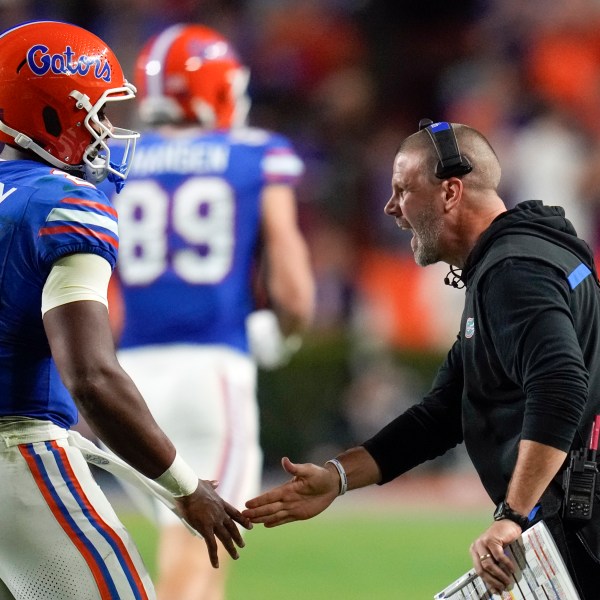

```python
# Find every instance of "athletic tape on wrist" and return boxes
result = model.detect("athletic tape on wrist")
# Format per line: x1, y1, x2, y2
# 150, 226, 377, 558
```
154, 452, 199, 497
325, 458, 348, 496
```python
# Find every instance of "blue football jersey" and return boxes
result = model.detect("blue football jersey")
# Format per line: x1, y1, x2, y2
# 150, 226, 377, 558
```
0, 159, 118, 427
104, 127, 303, 352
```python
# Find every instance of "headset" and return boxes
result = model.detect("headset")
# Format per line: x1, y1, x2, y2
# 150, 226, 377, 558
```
418, 118, 472, 179
418, 119, 471, 289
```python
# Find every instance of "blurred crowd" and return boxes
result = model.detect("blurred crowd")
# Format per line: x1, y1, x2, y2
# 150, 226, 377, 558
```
6, 0, 600, 460
8, 0, 600, 334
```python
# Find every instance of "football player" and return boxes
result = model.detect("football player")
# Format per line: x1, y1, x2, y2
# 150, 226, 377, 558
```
104, 23, 315, 600
0, 20, 251, 600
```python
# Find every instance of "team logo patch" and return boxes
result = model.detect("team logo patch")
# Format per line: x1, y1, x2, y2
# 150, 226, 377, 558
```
465, 317, 475, 339
83, 453, 110, 466
27, 44, 111, 82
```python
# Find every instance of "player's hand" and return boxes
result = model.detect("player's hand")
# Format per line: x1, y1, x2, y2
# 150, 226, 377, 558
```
246, 310, 302, 370
469, 520, 521, 595
243, 456, 339, 527
175, 479, 252, 568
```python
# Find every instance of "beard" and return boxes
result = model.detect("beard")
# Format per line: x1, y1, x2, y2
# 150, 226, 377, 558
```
411, 204, 444, 267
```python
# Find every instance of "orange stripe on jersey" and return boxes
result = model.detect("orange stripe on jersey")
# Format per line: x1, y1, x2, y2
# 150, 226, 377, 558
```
51, 441, 150, 600
60, 197, 118, 219
38, 225, 118, 249
19, 444, 114, 600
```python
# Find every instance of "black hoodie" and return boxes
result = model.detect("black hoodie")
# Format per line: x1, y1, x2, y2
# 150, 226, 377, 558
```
363, 201, 600, 555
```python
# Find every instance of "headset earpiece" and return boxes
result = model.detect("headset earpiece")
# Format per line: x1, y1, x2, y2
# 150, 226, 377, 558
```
419, 119, 473, 179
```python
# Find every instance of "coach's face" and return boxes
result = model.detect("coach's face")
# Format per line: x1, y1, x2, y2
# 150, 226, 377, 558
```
385, 150, 446, 267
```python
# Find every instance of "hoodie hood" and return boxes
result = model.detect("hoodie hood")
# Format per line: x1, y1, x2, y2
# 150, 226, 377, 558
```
462, 200, 596, 285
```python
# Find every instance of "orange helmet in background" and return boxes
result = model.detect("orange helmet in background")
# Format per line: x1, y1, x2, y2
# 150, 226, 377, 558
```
135, 24, 250, 129
0, 21, 139, 184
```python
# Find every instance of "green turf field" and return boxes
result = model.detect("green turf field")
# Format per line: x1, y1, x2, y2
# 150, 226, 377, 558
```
122, 507, 490, 599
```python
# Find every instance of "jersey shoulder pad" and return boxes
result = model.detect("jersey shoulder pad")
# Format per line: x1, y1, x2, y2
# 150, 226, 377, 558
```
228, 127, 272, 147
31, 170, 118, 268
259, 134, 304, 184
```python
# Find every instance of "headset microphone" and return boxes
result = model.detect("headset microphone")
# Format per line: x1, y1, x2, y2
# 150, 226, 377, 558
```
444, 266, 465, 289
419, 118, 473, 179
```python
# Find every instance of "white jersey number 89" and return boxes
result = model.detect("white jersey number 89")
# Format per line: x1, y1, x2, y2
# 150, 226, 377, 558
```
115, 177, 235, 285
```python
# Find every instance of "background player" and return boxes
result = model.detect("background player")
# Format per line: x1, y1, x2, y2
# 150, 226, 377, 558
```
104, 23, 315, 600
0, 20, 251, 600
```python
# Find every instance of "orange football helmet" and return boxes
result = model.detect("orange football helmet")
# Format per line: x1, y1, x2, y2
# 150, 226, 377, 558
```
0, 21, 139, 185
135, 24, 250, 128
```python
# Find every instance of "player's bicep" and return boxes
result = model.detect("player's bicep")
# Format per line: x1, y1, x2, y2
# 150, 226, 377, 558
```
260, 184, 299, 240
42, 253, 117, 387
43, 297, 120, 399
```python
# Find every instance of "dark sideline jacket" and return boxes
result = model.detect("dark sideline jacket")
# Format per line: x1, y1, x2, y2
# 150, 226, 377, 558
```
363, 200, 600, 561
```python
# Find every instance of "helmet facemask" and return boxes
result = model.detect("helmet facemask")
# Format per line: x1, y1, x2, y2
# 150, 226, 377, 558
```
70, 82, 139, 188
0, 82, 139, 191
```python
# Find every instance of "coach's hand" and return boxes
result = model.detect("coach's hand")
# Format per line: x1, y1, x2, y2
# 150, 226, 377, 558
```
470, 520, 520, 595
175, 479, 252, 568
243, 456, 339, 527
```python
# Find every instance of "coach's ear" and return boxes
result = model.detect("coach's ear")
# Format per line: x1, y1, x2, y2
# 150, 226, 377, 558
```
441, 177, 463, 213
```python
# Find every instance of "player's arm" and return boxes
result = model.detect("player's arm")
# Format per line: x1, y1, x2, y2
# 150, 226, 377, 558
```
247, 183, 315, 369
260, 183, 315, 337
42, 253, 251, 566
42, 254, 176, 476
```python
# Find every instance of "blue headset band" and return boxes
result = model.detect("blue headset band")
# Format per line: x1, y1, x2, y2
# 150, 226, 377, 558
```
419, 120, 473, 179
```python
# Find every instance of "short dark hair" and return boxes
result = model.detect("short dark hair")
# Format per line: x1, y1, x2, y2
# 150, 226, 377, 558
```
397, 124, 501, 190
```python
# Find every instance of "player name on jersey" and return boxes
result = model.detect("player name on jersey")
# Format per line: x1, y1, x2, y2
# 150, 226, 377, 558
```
130, 142, 230, 176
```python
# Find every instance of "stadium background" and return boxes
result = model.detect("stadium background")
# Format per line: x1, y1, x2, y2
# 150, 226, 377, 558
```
4, 1, 600, 597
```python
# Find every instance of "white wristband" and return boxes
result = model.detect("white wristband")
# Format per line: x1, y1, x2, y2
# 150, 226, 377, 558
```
325, 458, 348, 496
154, 453, 199, 498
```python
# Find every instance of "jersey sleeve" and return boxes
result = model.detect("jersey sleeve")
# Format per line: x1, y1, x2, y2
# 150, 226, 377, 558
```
33, 171, 119, 270
260, 133, 304, 186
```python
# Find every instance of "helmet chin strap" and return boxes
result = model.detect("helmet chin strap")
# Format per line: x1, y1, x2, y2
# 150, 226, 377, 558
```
83, 156, 109, 184
0, 117, 79, 173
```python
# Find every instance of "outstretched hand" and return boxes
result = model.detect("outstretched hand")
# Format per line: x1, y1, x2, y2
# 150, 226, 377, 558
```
243, 456, 339, 527
175, 479, 253, 568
